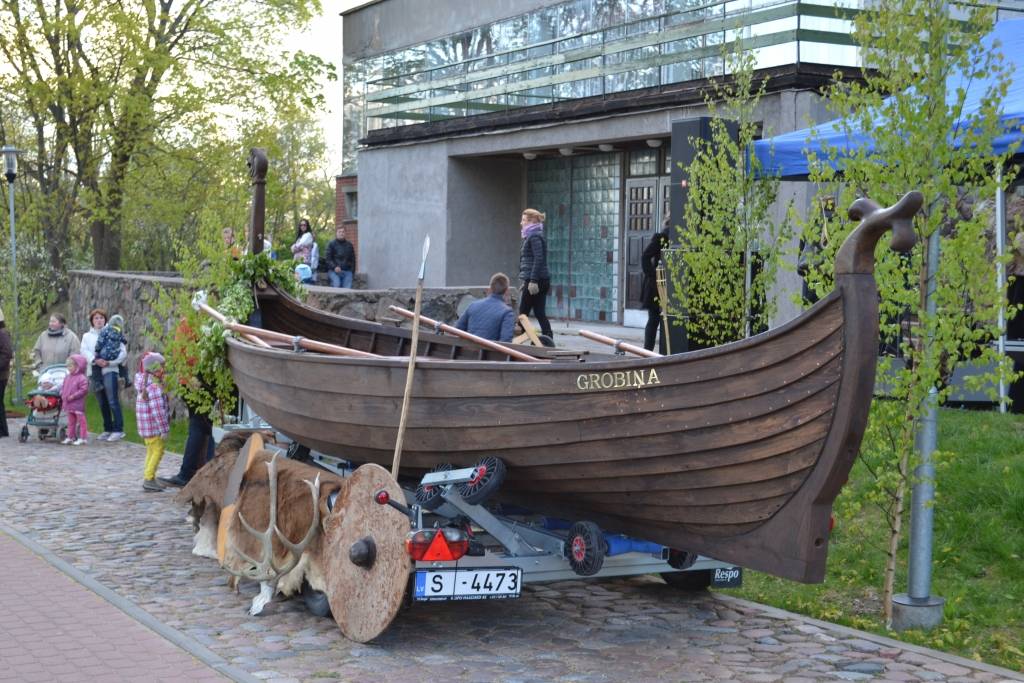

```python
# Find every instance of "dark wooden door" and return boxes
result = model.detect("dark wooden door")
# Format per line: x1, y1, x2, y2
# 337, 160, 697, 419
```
625, 178, 659, 309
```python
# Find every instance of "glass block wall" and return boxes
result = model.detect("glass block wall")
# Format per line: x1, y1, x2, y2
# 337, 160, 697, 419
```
525, 158, 571, 320
526, 152, 622, 322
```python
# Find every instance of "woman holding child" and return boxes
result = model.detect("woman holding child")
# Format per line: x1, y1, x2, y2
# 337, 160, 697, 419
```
80, 309, 128, 441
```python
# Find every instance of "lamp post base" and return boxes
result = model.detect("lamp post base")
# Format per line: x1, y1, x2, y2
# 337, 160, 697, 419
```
891, 593, 945, 631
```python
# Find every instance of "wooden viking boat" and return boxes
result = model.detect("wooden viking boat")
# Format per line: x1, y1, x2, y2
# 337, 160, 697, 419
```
230, 150, 921, 584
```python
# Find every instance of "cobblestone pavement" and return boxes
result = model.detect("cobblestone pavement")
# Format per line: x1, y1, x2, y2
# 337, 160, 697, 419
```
1, 423, 1022, 683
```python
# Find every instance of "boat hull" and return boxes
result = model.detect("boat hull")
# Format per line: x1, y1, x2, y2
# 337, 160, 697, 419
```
229, 274, 879, 582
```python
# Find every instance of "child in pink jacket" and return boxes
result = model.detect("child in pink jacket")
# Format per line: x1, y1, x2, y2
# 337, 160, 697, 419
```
60, 353, 90, 445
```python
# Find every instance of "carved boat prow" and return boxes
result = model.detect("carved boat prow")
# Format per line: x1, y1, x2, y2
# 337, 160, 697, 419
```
227, 148, 923, 583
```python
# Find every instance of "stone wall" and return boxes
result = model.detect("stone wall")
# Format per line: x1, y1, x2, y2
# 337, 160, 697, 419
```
69, 269, 495, 416
69, 269, 493, 363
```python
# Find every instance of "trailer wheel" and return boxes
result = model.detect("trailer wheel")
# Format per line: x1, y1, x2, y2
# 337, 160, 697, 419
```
285, 440, 312, 464
661, 569, 711, 591
58, 426, 67, 443
566, 521, 606, 576
19, 426, 29, 443
457, 456, 506, 505
302, 581, 332, 618
415, 463, 452, 511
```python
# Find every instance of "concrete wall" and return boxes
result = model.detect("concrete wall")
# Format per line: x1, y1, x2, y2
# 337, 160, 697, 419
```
446, 157, 525, 287
358, 142, 451, 288
343, 0, 562, 61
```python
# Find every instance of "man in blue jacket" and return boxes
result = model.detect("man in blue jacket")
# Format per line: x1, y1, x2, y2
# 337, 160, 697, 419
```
455, 273, 516, 342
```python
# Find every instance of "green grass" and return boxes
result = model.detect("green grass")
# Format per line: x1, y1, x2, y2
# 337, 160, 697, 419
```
724, 407, 1024, 672
6, 386, 187, 454
83, 391, 188, 453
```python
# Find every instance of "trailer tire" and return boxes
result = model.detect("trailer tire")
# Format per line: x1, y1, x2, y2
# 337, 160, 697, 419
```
286, 440, 312, 464
458, 456, 506, 506
661, 569, 712, 591
19, 426, 29, 443
415, 463, 452, 511
302, 582, 332, 618
566, 521, 606, 576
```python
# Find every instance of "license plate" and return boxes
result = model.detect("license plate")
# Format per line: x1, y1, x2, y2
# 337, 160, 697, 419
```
413, 567, 522, 602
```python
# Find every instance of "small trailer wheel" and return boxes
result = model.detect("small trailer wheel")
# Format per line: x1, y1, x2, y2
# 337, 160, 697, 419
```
285, 440, 312, 463
566, 521, 606, 576
457, 456, 506, 505
415, 463, 452, 511
302, 581, 332, 618
19, 426, 29, 443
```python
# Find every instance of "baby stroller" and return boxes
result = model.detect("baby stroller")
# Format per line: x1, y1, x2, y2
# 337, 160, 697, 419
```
18, 364, 69, 443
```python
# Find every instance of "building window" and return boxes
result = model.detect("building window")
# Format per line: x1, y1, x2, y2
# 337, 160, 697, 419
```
343, 189, 358, 219
628, 149, 659, 176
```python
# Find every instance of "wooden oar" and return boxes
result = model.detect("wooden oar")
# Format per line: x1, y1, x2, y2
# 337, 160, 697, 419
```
388, 306, 544, 363
391, 236, 430, 477
191, 294, 272, 349
192, 291, 381, 358
579, 330, 660, 358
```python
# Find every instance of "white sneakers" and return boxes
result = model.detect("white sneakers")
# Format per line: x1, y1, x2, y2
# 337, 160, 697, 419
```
73, 438, 87, 446
61, 438, 74, 445
107, 432, 126, 442
62, 438, 87, 445
97, 432, 111, 441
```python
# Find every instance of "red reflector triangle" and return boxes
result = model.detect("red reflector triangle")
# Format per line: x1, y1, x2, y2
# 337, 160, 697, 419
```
421, 529, 455, 561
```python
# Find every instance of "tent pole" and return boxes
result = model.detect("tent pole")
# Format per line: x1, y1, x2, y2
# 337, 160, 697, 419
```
996, 168, 1007, 413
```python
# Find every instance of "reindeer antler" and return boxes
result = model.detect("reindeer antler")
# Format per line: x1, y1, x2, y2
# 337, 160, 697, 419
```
226, 453, 321, 585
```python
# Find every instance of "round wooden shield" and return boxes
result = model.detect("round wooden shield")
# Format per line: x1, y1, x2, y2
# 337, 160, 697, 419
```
322, 463, 411, 643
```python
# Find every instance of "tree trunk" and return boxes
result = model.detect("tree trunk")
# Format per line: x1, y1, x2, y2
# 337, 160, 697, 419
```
883, 428, 913, 627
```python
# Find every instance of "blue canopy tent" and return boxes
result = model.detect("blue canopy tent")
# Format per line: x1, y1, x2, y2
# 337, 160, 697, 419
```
751, 18, 1024, 179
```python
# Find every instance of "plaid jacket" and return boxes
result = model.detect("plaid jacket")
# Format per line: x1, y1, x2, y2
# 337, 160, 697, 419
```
134, 371, 169, 438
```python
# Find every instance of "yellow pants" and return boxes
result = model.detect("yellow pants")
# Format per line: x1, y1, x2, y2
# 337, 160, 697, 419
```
143, 436, 166, 480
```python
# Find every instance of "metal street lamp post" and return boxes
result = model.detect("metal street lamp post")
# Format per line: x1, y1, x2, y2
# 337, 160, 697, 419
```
2, 145, 22, 403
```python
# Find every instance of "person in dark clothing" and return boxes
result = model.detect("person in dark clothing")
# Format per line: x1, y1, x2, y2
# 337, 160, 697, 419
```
0, 307, 12, 438
159, 318, 215, 488
518, 208, 553, 339
455, 273, 516, 342
325, 226, 356, 288
641, 225, 672, 352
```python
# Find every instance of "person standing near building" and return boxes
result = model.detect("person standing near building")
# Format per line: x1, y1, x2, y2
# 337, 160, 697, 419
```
518, 208, 553, 340
455, 273, 516, 342
31, 314, 80, 368
325, 226, 356, 288
0, 307, 12, 438
641, 223, 671, 352
290, 218, 315, 266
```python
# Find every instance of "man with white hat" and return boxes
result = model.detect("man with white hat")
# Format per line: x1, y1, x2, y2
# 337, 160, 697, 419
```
0, 306, 12, 438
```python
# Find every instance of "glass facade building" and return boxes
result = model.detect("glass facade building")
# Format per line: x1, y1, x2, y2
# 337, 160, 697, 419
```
342, 0, 1024, 321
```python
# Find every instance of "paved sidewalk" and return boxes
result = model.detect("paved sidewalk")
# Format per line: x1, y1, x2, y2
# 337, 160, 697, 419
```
1, 421, 1023, 682
0, 530, 226, 683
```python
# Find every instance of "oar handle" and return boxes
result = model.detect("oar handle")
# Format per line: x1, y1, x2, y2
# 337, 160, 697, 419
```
388, 306, 544, 363
579, 330, 660, 358
195, 298, 380, 358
